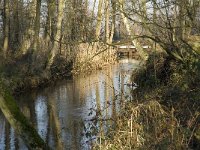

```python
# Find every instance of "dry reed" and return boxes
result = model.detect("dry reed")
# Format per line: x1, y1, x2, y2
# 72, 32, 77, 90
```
94, 100, 192, 150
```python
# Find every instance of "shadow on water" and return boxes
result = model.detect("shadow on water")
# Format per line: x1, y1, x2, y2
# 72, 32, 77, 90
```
0, 58, 140, 150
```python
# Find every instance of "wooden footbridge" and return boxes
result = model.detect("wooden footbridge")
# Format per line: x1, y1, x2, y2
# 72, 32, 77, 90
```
117, 45, 150, 57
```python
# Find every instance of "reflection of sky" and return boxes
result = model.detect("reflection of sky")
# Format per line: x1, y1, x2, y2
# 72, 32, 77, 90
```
0, 115, 5, 150
35, 96, 48, 140
10, 127, 15, 150
0, 115, 28, 150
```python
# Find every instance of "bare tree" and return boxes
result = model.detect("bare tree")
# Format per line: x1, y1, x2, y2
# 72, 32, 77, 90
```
95, 0, 103, 40
117, 0, 148, 60
105, 0, 110, 43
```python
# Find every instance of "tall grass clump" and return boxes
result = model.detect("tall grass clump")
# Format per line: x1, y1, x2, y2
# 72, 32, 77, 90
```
94, 100, 192, 149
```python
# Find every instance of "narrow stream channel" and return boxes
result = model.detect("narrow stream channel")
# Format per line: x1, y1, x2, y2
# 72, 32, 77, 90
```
0, 59, 140, 150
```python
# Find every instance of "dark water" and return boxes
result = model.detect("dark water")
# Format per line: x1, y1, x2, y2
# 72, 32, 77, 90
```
0, 59, 140, 150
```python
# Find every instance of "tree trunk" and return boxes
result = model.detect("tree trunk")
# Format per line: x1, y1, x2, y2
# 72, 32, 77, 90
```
95, 0, 103, 40
109, 0, 116, 43
118, 0, 148, 60
20, 0, 37, 54
33, 0, 41, 52
3, 0, 9, 57
83, 0, 89, 41
105, 0, 110, 43
0, 88, 49, 149
44, 0, 56, 44
91, 0, 97, 20
11, 0, 20, 51
47, 0, 65, 69
141, 0, 147, 28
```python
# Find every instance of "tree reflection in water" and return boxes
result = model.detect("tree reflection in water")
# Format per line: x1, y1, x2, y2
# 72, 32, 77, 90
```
0, 59, 140, 150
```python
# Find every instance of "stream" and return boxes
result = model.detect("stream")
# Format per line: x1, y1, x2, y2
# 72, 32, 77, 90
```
0, 59, 140, 150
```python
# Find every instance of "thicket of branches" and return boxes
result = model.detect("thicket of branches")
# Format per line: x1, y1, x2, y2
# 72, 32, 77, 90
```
0, 0, 199, 69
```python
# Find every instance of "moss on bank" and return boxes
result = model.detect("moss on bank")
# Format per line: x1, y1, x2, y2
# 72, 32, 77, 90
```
94, 52, 200, 149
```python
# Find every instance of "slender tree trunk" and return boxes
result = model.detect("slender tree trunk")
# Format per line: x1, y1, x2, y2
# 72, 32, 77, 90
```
118, 0, 148, 60
20, 0, 37, 54
173, 1, 178, 42
33, 0, 41, 52
178, 1, 184, 40
91, 0, 97, 20
95, 0, 103, 40
153, 0, 157, 24
11, 0, 20, 51
105, 0, 110, 43
29, 0, 42, 71
47, 0, 65, 69
83, 0, 89, 41
3, 0, 9, 57
109, 0, 116, 43
141, 0, 147, 29
44, 0, 56, 43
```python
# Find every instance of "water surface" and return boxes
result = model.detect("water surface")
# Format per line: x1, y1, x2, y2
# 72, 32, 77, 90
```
0, 59, 140, 150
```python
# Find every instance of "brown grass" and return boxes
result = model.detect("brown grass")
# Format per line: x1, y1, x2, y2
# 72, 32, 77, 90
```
93, 100, 192, 149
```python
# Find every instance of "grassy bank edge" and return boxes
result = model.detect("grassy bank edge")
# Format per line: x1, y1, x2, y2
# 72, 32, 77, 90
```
93, 52, 200, 149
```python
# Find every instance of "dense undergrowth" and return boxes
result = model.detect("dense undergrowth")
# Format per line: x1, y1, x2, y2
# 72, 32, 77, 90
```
0, 52, 73, 94
94, 52, 200, 149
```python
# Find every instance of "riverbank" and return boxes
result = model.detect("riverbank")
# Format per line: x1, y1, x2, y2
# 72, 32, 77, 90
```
0, 57, 138, 149
0, 55, 73, 95
0, 44, 117, 149
94, 52, 200, 149
0, 43, 117, 95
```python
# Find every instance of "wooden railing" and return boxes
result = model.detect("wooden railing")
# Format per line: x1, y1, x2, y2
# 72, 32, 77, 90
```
117, 45, 151, 57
